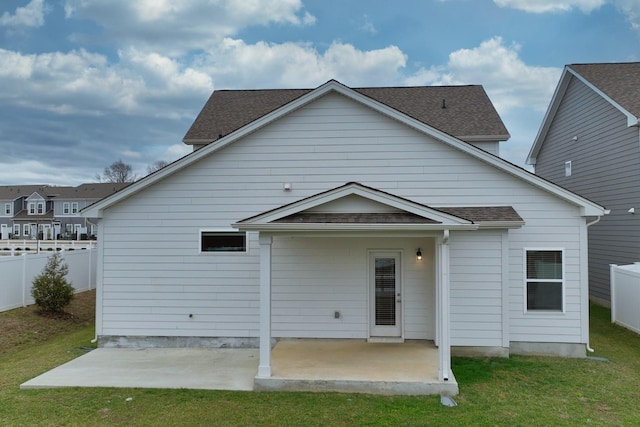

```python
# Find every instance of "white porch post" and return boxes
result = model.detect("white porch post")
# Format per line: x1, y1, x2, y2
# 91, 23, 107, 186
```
257, 234, 273, 378
437, 230, 451, 382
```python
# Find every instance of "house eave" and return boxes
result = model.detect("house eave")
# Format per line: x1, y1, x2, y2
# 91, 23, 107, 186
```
459, 134, 510, 142
476, 221, 525, 229
233, 223, 480, 232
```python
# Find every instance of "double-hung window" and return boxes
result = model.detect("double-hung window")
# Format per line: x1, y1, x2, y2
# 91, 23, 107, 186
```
63, 203, 70, 214
37, 202, 44, 214
13, 224, 20, 236
71, 202, 79, 214
200, 231, 247, 253
28, 202, 35, 215
525, 249, 564, 312
4, 203, 11, 215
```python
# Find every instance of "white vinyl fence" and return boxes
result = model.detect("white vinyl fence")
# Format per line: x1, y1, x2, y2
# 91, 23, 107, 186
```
610, 262, 640, 334
0, 249, 97, 313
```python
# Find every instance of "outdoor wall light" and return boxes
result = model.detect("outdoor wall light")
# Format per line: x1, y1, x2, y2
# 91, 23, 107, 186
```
416, 249, 422, 260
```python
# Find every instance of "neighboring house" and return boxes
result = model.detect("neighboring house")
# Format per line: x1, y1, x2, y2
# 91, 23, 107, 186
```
82, 80, 605, 393
0, 183, 128, 240
527, 62, 640, 306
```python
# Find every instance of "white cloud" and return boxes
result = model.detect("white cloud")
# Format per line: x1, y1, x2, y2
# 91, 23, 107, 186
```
406, 37, 561, 114
0, 47, 213, 119
615, 0, 640, 31
64, 0, 316, 55
197, 39, 407, 88
405, 37, 562, 166
0, 0, 48, 28
493, 0, 605, 13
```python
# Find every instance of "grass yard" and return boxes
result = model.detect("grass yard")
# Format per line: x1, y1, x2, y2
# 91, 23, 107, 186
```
1, 293, 639, 426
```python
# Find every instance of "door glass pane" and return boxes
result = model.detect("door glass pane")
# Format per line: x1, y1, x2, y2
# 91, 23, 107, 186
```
375, 257, 396, 326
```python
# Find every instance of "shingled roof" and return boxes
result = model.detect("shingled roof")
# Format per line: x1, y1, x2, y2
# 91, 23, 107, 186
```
569, 62, 640, 118
0, 183, 129, 201
183, 84, 510, 144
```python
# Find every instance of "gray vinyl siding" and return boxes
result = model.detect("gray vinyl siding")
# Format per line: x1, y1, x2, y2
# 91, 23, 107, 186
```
98, 92, 588, 346
535, 76, 640, 302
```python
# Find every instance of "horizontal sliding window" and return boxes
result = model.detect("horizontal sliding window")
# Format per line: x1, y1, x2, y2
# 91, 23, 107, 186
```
201, 231, 246, 253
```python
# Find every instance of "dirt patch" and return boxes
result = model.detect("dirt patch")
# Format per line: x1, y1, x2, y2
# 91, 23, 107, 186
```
0, 289, 95, 356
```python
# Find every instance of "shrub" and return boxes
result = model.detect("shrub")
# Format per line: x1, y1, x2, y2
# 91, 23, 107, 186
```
31, 252, 74, 313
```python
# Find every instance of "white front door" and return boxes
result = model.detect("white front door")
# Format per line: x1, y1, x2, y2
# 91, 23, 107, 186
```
369, 251, 402, 338
42, 224, 51, 240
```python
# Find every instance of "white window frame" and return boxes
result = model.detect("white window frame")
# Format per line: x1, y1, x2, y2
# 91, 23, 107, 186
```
13, 224, 20, 236
524, 248, 565, 314
4, 203, 11, 215
565, 161, 572, 177
63, 202, 70, 214
37, 202, 44, 214
28, 202, 36, 215
23, 224, 30, 236
199, 229, 248, 254
71, 202, 79, 214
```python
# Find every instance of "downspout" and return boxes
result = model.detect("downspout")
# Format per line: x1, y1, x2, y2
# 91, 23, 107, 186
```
86, 217, 99, 344
584, 210, 609, 352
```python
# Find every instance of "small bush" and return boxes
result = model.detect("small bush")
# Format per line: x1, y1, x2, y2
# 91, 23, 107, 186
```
31, 252, 74, 313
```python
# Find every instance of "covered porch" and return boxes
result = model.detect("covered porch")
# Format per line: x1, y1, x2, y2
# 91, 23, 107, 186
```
234, 183, 479, 396
255, 339, 457, 395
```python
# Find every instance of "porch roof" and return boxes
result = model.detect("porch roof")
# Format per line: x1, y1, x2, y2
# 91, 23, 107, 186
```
234, 182, 524, 232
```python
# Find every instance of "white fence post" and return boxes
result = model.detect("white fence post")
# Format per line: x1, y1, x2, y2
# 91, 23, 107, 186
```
610, 264, 617, 324
21, 253, 28, 307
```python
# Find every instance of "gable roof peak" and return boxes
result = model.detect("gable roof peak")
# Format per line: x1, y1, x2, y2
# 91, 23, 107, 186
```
183, 81, 509, 144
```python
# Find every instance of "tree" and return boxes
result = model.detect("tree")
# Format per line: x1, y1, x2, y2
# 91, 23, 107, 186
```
146, 160, 169, 175
31, 252, 75, 313
98, 160, 137, 183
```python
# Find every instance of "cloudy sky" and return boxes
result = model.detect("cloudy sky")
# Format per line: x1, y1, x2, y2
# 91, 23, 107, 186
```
1, 0, 639, 185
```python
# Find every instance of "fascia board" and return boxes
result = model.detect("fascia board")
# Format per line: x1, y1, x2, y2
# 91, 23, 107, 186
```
233, 223, 480, 232
476, 221, 525, 229
458, 134, 511, 142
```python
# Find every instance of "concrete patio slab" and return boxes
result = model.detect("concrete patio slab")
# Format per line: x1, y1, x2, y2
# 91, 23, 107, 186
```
254, 340, 458, 396
21, 348, 259, 390
20, 340, 457, 396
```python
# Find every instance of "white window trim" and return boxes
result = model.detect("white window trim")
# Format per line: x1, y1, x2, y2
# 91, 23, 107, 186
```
199, 228, 248, 254
4, 203, 11, 216
13, 224, 20, 235
23, 224, 30, 236
63, 202, 70, 214
565, 160, 572, 177
523, 247, 565, 314
28, 202, 36, 215
37, 202, 44, 214
71, 202, 79, 214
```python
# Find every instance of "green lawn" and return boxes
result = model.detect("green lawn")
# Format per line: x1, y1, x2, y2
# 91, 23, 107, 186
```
1, 303, 639, 426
